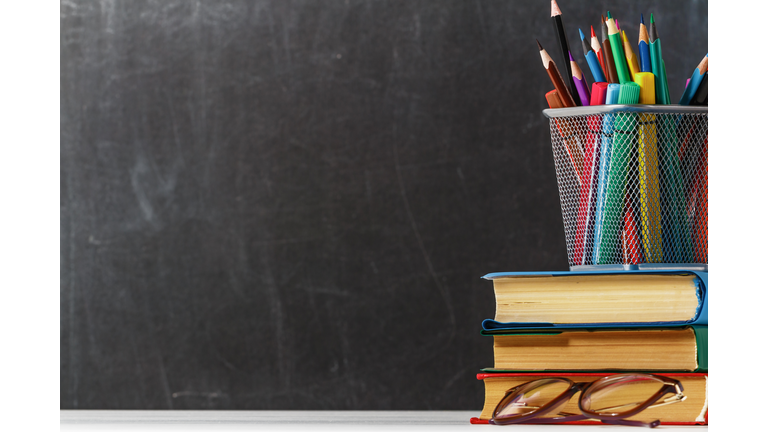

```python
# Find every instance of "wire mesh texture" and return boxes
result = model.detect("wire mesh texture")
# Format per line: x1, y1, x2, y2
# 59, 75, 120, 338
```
543, 105, 707, 270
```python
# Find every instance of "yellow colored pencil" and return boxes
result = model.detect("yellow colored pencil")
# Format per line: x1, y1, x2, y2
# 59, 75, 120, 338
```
622, 30, 641, 82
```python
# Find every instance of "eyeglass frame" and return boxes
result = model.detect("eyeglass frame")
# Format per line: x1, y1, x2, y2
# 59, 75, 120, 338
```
489, 373, 687, 428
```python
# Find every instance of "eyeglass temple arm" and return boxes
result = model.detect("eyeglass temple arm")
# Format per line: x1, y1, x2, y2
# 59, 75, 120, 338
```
602, 418, 661, 428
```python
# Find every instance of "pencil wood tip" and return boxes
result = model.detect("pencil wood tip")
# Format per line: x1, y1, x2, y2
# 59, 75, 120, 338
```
698, 54, 709, 73
639, 23, 649, 43
551, 0, 562, 17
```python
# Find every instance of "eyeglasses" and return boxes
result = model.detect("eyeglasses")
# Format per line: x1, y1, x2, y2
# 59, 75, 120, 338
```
490, 373, 686, 428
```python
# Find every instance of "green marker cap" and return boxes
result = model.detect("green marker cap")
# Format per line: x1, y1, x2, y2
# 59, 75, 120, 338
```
618, 82, 641, 104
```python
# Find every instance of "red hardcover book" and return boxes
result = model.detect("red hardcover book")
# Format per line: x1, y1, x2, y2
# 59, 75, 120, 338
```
471, 372, 707, 425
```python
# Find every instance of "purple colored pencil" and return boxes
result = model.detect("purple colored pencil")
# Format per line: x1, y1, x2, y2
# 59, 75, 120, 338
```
569, 51, 591, 106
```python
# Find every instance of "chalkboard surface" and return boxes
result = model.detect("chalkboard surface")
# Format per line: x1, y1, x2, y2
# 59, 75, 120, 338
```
61, 0, 707, 409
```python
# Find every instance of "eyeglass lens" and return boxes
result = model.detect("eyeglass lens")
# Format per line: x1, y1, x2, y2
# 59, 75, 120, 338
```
581, 374, 667, 415
496, 378, 571, 418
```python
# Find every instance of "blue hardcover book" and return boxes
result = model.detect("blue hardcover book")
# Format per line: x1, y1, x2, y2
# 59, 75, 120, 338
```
481, 270, 707, 332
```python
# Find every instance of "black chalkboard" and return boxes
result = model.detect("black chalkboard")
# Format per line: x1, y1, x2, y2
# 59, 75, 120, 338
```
61, 0, 707, 409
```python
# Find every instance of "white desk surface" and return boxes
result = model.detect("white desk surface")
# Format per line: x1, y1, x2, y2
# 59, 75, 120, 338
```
60, 410, 707, 431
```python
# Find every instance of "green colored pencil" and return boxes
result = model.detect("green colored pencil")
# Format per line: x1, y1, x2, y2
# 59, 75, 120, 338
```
648, 14, 670, 104
606, 12, 632, 84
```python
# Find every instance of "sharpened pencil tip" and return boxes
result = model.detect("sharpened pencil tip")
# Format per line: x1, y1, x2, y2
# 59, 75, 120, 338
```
606, 11, 612, 19
537, 39, 543, 51
569, 51, 574, 61
579, 28, 585, 40
551, 0, 562, 17
640, 14, 644, 25
650, 13, 654, 24
591, 25, 596, 38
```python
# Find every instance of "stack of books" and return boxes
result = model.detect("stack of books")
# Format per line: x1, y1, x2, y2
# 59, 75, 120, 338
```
470, 270, 708, 425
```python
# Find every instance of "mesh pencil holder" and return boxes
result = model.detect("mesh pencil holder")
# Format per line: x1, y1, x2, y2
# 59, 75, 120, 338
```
543, 105, 708, 271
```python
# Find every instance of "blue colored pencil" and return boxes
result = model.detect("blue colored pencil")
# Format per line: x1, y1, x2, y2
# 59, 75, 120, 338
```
679, 54, 708, 105
579, 28, 606, 83
638, 14, 652, 73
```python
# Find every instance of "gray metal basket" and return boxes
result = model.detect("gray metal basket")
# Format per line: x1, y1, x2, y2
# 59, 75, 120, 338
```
543, 105, 708, 271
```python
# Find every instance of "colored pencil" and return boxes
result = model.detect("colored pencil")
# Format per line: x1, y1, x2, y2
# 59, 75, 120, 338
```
691, 73, 708, 106
551, 0, 580, 105
621, 30, 641, 82
580, 28, 606, 83
570, 51, 591, 106
638, 14, 652, 73
541, 39, 583, 188
679, 54, 708, 105
606, 12, 632, 84
662, 59, 671, 104
546, 88, 584, 193
648, 13, 670, 104
591, 26, 606, 76
537, 40, 576, 107
592, 83, 620, 264
601, 15, 619, 84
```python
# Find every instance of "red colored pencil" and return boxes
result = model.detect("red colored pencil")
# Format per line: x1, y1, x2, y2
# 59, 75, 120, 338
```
591, 26, 605, 76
